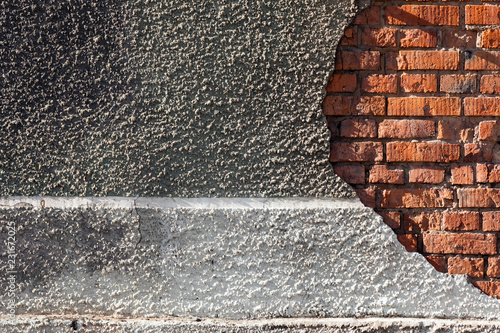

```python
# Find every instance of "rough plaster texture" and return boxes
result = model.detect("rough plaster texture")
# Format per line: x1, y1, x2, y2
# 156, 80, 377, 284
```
0, 0, 367, 197
2, 198, 500, 321
3, 317, 500, 333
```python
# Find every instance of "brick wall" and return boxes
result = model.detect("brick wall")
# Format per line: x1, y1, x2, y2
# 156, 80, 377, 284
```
324, 0, 500, 298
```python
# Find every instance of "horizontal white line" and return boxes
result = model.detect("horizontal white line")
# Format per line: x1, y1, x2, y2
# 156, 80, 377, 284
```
0, 197, 364, 210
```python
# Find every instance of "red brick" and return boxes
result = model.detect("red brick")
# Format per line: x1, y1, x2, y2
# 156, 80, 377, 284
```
440, 74, 476, 94
477, 121, 499, 141
437, 119, 474, 141
448, 257, 484, 278
477, 163, 489, 183
340, 51, 380, 70
386, 142, 460, 163
378, 119, 435, 139
354, 6, 380, 25
464, 143, 494, 163
377, 211, 401, 229
480, 29, 500, 48
330, 142, 383, 162
465, 51, 500, 70
388, 97, 460, 116
423, 233, 497, 255
451, 165, 474, 185
355, 187, 376, 208
472, 281, 500, 298
487, 258, 500, 277
397, 234, 418, 252
340, 119, 377, 138
465, 97, 500, 116
386, 5, 459, 26
442, 30, 476, 48
339, 27, 358, 46
381, 188, 454, 208
443, 212, 480, 231
361, 28, 397, 47
362, 74, 397, 94
458, 188, 500, 207
480, 75, 500, 94
387, 51, 459, 70
326, 74, 356, 93
322, 96, 386, 116
401, 74, 437, 93
400, 29, 437, 48
369, 165, 404, 184
425, 256, 447, 273
466, 5, 500, 25
483, 211, 500, 231
403, 212, 441, 232
409, 167, 445, 184
334, 165, 365, 185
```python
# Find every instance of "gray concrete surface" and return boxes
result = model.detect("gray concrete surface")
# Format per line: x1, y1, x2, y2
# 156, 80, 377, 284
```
1, 197, 500, 320
0, 0, 365, 197
3, 316, 500, 332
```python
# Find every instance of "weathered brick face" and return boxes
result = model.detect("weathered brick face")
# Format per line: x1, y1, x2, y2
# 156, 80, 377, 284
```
325, 0, 500, 298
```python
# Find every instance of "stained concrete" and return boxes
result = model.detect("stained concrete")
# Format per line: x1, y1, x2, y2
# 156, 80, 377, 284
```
1, 198, 500, 320
0, 0, 367, 197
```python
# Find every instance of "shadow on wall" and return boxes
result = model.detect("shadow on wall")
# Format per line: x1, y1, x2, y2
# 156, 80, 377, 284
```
324, 0, 500, 298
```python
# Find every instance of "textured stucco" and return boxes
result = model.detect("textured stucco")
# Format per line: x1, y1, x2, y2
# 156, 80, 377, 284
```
2, 198, 500, 320
0, 0, 367, 197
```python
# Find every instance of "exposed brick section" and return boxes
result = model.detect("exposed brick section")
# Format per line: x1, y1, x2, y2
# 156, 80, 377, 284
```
401, 74, 437, 93
451, 165, 474, 185
465, 97, 500, 116
333, 165, 365, 185
477, 121, 500, 141
340, 119, 377, 138
472, 281, 500, 299
480, 75, 500, 94
481, 29, 500, 48
377, 211, 401, 229
378, 119, 435, 139
458, 188, 500, 207
362, 74, 397, 94
386, 142, 460, 162
397, 234, 418, 252
483, 212, 500, 231
326, 74, 356, 93
440, 75, 476, 94
465, 51, 500, 70
327, 0, 500, 298
403, 212, 440, 232
361, 28, 397, 47
425, 256, 447, 273
448, 257, 484, 278
369, 165, 404, 184
381, 188, 453, 208
330, 142, 383, 162
443, 212, 480, 231
387, 97, 460, 116
385, 6, 459, 26
423, 234, 497, 255
409, 167, 444, 184
400, 29, 437, 48
487, 258, 500, 278
442, 30, 476, 49
387, 51, 459, 70
339, 51, 380, 71
465, 5, 500, 25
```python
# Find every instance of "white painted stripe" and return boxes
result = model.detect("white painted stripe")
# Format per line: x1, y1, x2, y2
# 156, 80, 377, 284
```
0, 196, 364, 210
